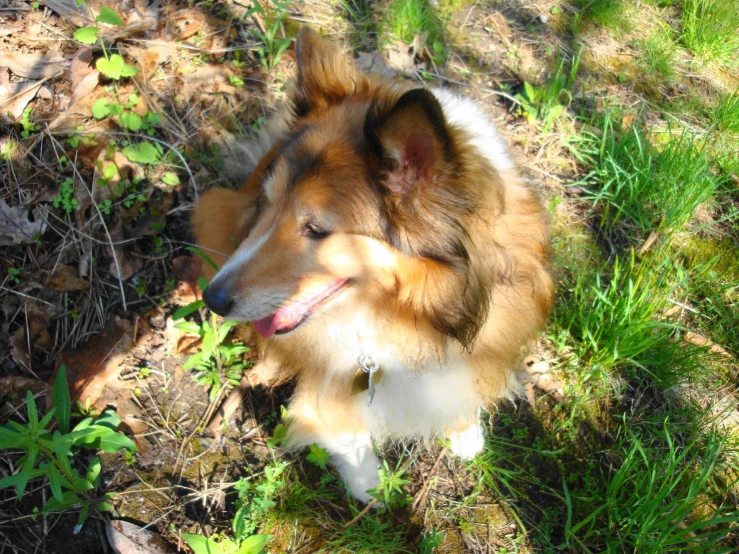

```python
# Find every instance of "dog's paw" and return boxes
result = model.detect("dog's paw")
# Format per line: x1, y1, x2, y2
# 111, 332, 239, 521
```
341, 461, 382, 504
448, 421, 485, 460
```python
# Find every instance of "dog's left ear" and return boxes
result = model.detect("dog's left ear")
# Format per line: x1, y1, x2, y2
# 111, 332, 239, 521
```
365, 88, 453, 195
292, 27, 366, 116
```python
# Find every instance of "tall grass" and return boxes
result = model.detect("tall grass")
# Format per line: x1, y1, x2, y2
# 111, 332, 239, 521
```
681, 0, 739, 66
387, 0, 444, 44
565, 426, 739, 553
570, 112, 721, 241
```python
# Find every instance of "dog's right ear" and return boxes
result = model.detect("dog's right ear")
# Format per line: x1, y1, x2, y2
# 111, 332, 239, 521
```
291, 27, 367, 116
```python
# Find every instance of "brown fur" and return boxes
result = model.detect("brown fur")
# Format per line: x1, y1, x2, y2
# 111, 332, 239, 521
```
193, 27, 554, 495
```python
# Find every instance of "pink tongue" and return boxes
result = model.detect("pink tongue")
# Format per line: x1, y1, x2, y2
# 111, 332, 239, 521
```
251, 279, 348, 339
252, 306, 304, 339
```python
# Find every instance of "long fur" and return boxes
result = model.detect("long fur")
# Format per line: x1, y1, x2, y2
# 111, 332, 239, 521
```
194, 28, 554, 503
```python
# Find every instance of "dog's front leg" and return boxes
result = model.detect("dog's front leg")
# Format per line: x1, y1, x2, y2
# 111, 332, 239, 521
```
286, 404, 381, 504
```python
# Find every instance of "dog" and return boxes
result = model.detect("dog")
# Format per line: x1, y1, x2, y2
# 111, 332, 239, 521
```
194, 27, 553, 503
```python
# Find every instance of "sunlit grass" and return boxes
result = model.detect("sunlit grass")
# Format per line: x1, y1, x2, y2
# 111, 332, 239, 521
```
681, 0, 739, 67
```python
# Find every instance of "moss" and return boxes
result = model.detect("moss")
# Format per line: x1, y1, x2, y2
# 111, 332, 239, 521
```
678, 235, 739, 284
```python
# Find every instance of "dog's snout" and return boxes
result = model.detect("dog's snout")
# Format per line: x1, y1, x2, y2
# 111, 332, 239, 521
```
203, 283, 234, 316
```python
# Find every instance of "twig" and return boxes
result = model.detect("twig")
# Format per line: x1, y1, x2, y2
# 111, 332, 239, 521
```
412, 447, 448, 511
341, 498, 381, 530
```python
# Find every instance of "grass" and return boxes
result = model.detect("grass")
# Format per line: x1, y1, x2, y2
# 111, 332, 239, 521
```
681, 0, 739, 66
638, 26, 677, 81
565, 425, 738, 553
711, 92, 739, 134
386, 0, 446, 45
569, 112, 722, 242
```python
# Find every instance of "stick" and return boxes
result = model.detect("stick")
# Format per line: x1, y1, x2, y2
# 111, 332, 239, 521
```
412, 447, 448, 511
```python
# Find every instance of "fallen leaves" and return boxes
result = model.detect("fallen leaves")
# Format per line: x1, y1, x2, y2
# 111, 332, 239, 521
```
0, 198, 48, 246
519, 359, 565, 408
0, 51, 67, 79
106, 520, 173, 554
56, 315, 148, 408
10, 319, 53, 373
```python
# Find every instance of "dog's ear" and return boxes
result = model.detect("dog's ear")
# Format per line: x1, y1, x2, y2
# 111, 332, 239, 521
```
364, 88, 452, 195
292, 27, 365, 116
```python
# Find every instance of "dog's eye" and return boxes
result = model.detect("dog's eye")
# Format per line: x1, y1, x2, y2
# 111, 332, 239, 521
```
304, 222, 331, 239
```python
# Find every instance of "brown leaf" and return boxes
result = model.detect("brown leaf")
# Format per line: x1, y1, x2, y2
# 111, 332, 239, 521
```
172, 255, 203, 304
44, 264, 91, 292
356, 51, 397, 79
0, 72, 45, 121
0, 199, 47, 246
57, 316, 148, 407
0, 51, 67, 80
684, 331, 731, 357
69, 48, 94, 88
37, 0, 90, 26
106, 520, 173, 554
11, 320, 52, 372
0, 24, 24, 36
0, 376, 49, 400
106, 220, 144, 281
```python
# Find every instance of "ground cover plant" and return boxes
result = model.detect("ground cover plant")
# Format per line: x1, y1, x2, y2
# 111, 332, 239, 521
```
0, 0, 737, 552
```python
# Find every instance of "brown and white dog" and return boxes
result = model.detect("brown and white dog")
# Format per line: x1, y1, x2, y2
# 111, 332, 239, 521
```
194, 27, 553, 503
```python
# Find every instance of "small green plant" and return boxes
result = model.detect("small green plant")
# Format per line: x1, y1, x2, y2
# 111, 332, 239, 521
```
53, 177, 79, 214
7, 267, 21, 285
232, 461, 286, 535
569, 111, 720, 239
306, 443, 330, 469
711, 92, 739, 134
173, 249, 249, 400
247, 0, 292, 70
369, 458, 410, 509
73, 7, 139, 81
516, 48, 581, 132
0, 366, 136, 531
419, 528, 444, 554
17, 107, 41, 138
564, 423, 739, 552
388, 0, 445, 46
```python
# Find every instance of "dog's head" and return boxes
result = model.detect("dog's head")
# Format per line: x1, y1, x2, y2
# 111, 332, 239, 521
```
200, 28, 495, 346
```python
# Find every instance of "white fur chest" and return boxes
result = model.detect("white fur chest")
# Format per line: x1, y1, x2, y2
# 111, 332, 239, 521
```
313, 304, 483, 441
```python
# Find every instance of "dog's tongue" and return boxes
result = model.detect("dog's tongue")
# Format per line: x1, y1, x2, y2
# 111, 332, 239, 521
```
251, 279, 348, 339
252, 307, 303, 339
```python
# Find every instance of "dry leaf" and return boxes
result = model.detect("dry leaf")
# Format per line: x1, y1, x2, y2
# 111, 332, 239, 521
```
106, 220, 144, 281
0, 51, 67, 79
43, 264, 91, 292
0, 73, 43, 120
519, 360, 565, 403
106, 520, 173, 554
684, 331, 731, 357
0, 376, 49, 400
10, 320, 52, 372
172, 255, 203, 304
0, 199, 47, 246
0, 24, 24, 36
37, 0, 90, 26
56, 316, 147, 407
356, 51, 397, 79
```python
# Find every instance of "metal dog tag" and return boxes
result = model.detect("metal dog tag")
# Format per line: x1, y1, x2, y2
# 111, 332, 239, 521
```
358, 355, 380, 407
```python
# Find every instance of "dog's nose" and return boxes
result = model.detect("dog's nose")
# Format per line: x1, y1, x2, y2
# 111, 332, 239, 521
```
202, 284, 234, 316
